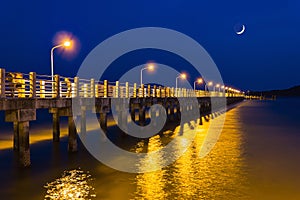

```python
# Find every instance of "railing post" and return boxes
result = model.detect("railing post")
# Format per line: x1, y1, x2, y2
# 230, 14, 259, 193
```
83, 83, 88, 97
133, 83, 137, 98
140, 84, 144, 98
29, 72, 36, 98
74, 77, 79, 98
104, 80, 108, 98
90, 79, 95, 98
153, 85, 156, 97
115, 81, 119, 98
39, 81, 45, 98
165, 87, 168, 97
147, 85, 151, 97
54, 75, 60, 98
0, 68, 5, 98
95, 84, 99, 98
17, 74, 25, 98
125, 82, 129, 98
158, 86, 162, 98
64, 78, 72, 98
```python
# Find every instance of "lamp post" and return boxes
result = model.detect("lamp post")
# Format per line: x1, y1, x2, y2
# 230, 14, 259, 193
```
215, 84, 220, 92
221, 85, 225, 92
193, 78, 203, 90
175, 73, 186, 96
50, 41, 71, 81
205, 81, 213, 92
140, 63, 154, 86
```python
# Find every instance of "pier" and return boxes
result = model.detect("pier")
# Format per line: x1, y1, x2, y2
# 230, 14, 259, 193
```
0, 68, 246, 167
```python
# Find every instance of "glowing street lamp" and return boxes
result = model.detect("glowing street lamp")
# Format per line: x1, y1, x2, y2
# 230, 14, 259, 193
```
205, 81, 213, 91
221, 85, 225, 93
176, 73, 186, 90
140, 63, 155, 86
175, 73, 186, 96
193, 78, 203, 90
50, 40, 72, 81
215, 83, 220, 92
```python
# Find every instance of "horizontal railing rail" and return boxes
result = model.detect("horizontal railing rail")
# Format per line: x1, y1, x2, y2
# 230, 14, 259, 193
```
0, 68, 245, 99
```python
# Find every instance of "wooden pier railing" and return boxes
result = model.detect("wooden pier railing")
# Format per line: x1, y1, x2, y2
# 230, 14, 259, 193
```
0, 68, 244, 99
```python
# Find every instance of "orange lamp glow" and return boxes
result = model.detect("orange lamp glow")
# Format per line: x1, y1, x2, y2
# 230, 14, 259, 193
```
64, 41, 71, 47
147, 63, 155, 71
197, 78, 203, 84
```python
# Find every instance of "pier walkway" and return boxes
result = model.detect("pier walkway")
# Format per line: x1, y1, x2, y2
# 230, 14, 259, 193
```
0, 68, 246, 167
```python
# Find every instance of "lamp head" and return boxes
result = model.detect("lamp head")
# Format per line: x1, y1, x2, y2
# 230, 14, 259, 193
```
64, 41, 71, 47
147, 63, 155, 71
208, 81, 213, 86
181, 73, 186, 79
197, 78, 203, 84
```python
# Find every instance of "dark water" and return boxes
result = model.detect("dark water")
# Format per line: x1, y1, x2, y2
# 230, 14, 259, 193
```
0, 98, 300, 199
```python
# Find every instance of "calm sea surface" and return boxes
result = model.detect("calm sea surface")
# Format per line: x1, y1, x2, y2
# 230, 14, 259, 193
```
0, 98, 300, 200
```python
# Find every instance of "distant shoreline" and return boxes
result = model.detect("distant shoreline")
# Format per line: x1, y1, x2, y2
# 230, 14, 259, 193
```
250, 85, 300, 97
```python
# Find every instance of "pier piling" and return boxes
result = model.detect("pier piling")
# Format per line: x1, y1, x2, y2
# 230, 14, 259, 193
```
68, 116, 77, 152
52, 110, 60, 142
18, 121, 30, 167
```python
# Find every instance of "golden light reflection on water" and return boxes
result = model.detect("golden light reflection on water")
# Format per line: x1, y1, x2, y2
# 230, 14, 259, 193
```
44, 169, 96, 200
134, 136, 168, 200
134, 108, 250, 200
0, 124, 69, 150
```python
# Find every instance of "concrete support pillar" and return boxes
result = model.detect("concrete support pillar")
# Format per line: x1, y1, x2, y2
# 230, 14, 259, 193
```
118, 110, 128, 135
130, 105, 136, 122
169, 106, 174, 121
81, 107, 86, 134
176, 104, 181, 121
68, 116, 77, 152
100, 113, 107, 131
151, 106, 157, 126
13, 121, 19, 151
53, 111, 60, 142
139, 106, 146, 126
18, 121, 30, 167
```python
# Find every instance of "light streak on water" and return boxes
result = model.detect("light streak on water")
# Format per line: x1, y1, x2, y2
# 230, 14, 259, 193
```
44, 169, 96, 200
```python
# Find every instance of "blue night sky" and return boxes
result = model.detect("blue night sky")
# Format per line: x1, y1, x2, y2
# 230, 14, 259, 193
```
0, 0, 300, 91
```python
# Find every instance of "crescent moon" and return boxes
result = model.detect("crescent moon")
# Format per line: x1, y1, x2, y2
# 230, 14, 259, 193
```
236, 25, 245, 35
